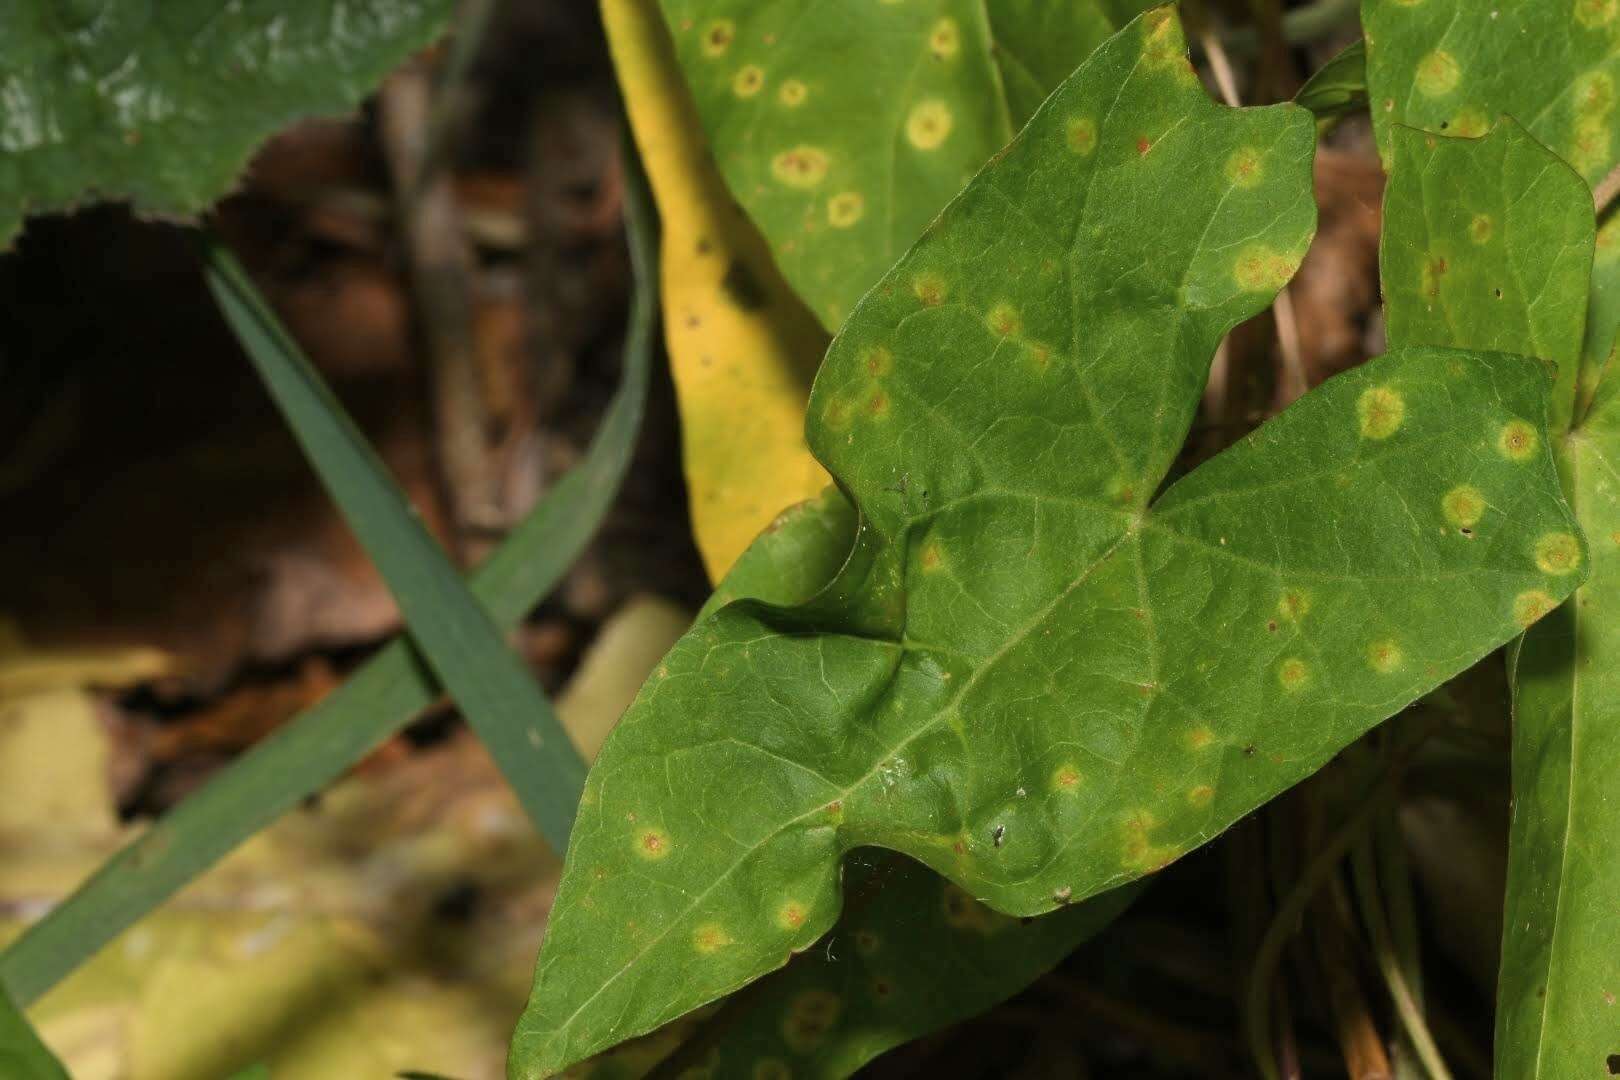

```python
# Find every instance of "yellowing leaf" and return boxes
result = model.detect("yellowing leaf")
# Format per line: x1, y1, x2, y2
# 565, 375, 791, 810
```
605, 0, 831, 581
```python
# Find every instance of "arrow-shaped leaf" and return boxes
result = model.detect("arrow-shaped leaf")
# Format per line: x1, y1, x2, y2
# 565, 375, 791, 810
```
511, 12, 1582, 1076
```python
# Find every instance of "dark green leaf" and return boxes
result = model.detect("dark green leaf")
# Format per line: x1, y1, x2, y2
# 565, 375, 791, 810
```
1378, 119, 1620, 1080
202, 236, 588, 850
0, 985, 65, 1080
660, 0, 1154, 328
0, 146, 658, 1008
0, 0, 453, 247
511, 12, 1581, 1076
1295, 40, 1367, 128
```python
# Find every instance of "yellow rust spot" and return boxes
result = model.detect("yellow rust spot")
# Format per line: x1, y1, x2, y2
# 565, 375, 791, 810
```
1514, 590, 1558, 627
913, 272, 947, 306
906, 100, 954, 150
777, 900, 808, 930
778, 78, 807, 106
862, 345, 894, 377
1535, 532, 1583, 575
929, 17, 960, 58
1576, 0, 1619, 27
854, 929, 881, 955
1469, 214, 1494, 244
1051, 762, 1083, 792
1187, 784, 1215, 807
1025, 340, 1053, 372
1357, 385, 1406, 439
1066, 116, 1098, 155
1498, 419, 1538, 461
1225, 147, 1263, 188
635, 826, 672, 860
828, 191, 865, 228
782, 990, 843, 1053
1184, 727, 1216, 751
1577, 70, 1615, 115
1443, 484, 1486, 528
1278, 588, 1311, 623
1571, 117, 1613, 174
701, 19, 736, 57
864, 388, 890, 418
919, 541, 945, 572
1415, 50, 1461, 96
987, 302, 1022, 337
733, 64, 765, 97
1232, 245, 1297, 292
1141, 7, 1186, 70
1278, 658, 1309, 692
1448, 107, 1489, 137
941, 883, 1008, 934
1367, 639, 1404, 674
693, 923, 734, 953
1122, 809, 1176, 870
771, 146, 829, 188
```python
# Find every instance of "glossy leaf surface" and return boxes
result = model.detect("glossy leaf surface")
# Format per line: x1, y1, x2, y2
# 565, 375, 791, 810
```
659, 0, 1151, 329
1295, 40, 1367, 128
0, 0, 453, 247
510, 14, 1584, 1077
1379, 122, 1620, 1080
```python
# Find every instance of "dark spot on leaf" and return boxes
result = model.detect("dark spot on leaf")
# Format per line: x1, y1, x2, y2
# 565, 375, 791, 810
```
1494, 287, 1503, 299
992, 824, 1005, 847
1266, 620, 1279, 632
722, 260, 767, 310
1607, 1054, 1620, 1075
1243, 745, 1257, 757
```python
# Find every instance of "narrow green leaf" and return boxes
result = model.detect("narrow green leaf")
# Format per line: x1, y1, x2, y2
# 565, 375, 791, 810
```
201, 236, 587, 849
0, 985, 66, 1080
511, 12, 1582, 1076
660, 0, 1154, 328
229, 1066, 271, 1080
1368, 29, 1620, 1078
0, 1, 454, 247
0, 149, 658, 1009
1295, 40, 1367, 128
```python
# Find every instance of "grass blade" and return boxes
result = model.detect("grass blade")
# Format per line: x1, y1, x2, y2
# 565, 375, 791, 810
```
199, 231, 586, 846
0, 145, 658, 1007
0, 985, 66, 1079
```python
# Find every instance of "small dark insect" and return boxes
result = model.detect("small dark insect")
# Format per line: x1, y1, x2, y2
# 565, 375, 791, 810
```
992, 824, 1006, 847
1243, 745, 1258, 758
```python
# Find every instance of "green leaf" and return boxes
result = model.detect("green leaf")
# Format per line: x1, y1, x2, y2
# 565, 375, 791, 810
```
0, 985, 65, 1080
1377, 120, 1620, 1080
0, 0, 454, 247
202, 236, 588, 851
0, 144, 659, 1009
690, 491, 1135, 1078
511, 12, 1583, 1076
696, 858, 1135, 1079
1379, 121, 1594, 433
1361, 0, 1620, 405
660, 0, 1155, 329
1295, 39, 1367, 129
1367, 29, 1620, 1075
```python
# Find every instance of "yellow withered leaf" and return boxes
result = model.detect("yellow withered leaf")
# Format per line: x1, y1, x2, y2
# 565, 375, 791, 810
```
603, 0, 831, 581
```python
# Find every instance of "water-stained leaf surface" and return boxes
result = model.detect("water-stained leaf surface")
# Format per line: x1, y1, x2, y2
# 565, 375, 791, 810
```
511, 12, 1582, 1076
1380, 122, 1620, 1080
0, 0, 454, 248
659, 0, 1154, 329
607, 0, 832, 580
